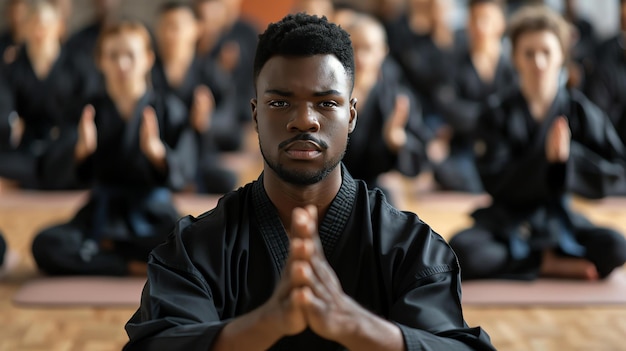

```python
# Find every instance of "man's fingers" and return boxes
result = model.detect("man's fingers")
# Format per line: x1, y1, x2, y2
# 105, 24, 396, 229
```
290, 207, 316, 239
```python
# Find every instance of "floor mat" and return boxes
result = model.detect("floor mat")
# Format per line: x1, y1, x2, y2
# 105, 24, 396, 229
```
12, 276, 146, 307
462, 270, 626, 306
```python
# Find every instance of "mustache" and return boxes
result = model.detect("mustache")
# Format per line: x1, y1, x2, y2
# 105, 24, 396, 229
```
278, 133, 328, 150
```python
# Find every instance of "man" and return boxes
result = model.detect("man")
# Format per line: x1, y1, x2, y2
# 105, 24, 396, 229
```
124, 14, 495, 350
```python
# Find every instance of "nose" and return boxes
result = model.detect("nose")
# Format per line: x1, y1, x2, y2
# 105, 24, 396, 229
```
533, 53, 547, 70
116, 56, 132, 73
287, 103, 320, 133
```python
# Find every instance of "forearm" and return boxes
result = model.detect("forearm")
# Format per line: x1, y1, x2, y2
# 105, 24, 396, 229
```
339, 308, 405, 351
212, 306, 283, 351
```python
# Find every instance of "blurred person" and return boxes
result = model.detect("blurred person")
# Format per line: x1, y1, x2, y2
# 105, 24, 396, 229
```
0, 0, 84, 189
562, 0, 598, 89
153, 1, 238, 193
0, 71, 14, 152
65, 0, 122, 98
595, 0, 626, 64
0, 0, 28, 66
194, 0, 258, 126
432, 0, 516, 193
385, 0, 462, 146
31, 21, 197, 276
292, 0, 336, 20
342, 13, 431, 192
449, 6, 626, 281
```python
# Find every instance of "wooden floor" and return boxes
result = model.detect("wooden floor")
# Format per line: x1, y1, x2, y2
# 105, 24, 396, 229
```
1, 151, 625, 350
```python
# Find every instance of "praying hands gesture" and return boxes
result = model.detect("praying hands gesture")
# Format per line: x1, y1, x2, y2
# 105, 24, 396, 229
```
140, 107, 167, 171
190, 85, 215, 134
213, 206, 404, 351
383, 94, 410, 154
546, 116, 570, 163
75, 105, 97, 162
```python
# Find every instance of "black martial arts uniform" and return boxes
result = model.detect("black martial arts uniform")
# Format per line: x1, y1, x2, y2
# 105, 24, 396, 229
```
449, 88, 626, 280
343, 73, 430, 191
124, 167, 495, 350
0, 46, 84, 189
31, 91, 197, 276
151, 56, 238, 194
0, 70, 14, 152
153, 56, 240, 151
64, 22, 106, 98
434, 52, 517, 193
586, 53, 626, 145
203, 18, 258, 125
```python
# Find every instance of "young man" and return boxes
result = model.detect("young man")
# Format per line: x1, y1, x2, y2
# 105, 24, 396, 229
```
124, 14, 495, 351
449, 6, 626, 281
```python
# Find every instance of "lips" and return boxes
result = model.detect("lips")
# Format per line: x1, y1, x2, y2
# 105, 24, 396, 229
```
284, 141, 322, 160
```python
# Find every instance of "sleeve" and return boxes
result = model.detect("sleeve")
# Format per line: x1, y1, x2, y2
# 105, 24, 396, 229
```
565, 94, 626, 198
386, 212, 496, 351
124, 216, 229, 351
161, 95, 199, 191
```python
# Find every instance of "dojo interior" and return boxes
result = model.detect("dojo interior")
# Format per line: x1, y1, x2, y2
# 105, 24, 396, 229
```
0, 0, 625, 350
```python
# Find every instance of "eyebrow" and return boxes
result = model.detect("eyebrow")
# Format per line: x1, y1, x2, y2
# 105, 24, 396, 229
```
264, 89, 343, 97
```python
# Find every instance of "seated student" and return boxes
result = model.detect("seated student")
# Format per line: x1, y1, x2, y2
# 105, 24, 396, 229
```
433, 0, 516, 193
124, 14, 495, 351
449, 6, 626, 281
65, 0, 122, 98
0, 0, 28, 67
0, 0, 84, 189
194, 0, 258, 128
341, 14, 430, 191
152, 2, 237, 194
31, 21, 197, 276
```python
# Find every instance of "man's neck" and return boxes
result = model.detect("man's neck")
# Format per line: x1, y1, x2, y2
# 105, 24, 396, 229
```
262, 166, 343, 234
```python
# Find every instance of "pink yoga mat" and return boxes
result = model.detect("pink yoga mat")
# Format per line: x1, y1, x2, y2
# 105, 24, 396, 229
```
12, 276, 146, 307
462, 271, 626, 306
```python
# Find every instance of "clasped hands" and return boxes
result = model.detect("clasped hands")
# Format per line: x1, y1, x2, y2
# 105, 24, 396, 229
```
74, 104, 167, 169
260, 205, 365, 345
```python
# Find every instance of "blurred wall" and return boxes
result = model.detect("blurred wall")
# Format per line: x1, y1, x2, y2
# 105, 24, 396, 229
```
0, 0, 620, 39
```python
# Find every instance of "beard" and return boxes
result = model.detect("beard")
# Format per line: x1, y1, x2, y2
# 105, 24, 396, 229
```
259, 140, 346, 186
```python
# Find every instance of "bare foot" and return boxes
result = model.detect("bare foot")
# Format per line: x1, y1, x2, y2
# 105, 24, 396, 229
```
540, 250, 599, 280
127, 261, 148, 277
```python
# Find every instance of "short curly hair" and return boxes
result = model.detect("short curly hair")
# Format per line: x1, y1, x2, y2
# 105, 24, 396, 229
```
253, 13, 354, 91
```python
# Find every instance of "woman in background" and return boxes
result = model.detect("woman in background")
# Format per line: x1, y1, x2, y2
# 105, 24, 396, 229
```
0, 0, 84, 189
32, 21, 197, 276
449, 6, 626, 281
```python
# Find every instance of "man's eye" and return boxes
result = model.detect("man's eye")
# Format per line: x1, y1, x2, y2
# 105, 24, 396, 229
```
320, 101, 338, 108
269, 101, 289, 108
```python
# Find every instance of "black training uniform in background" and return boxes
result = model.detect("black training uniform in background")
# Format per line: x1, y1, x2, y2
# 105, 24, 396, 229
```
450, 88, 626, 280
434, 51, 517, 193
32, 91, 197, 276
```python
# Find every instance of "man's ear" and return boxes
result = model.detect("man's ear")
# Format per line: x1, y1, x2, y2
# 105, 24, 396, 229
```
251, 98, 258, 132
348, 97, 358, 133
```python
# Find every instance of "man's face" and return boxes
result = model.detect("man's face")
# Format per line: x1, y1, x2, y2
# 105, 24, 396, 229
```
252, 55, 357, 186
156, 9, 198, 55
